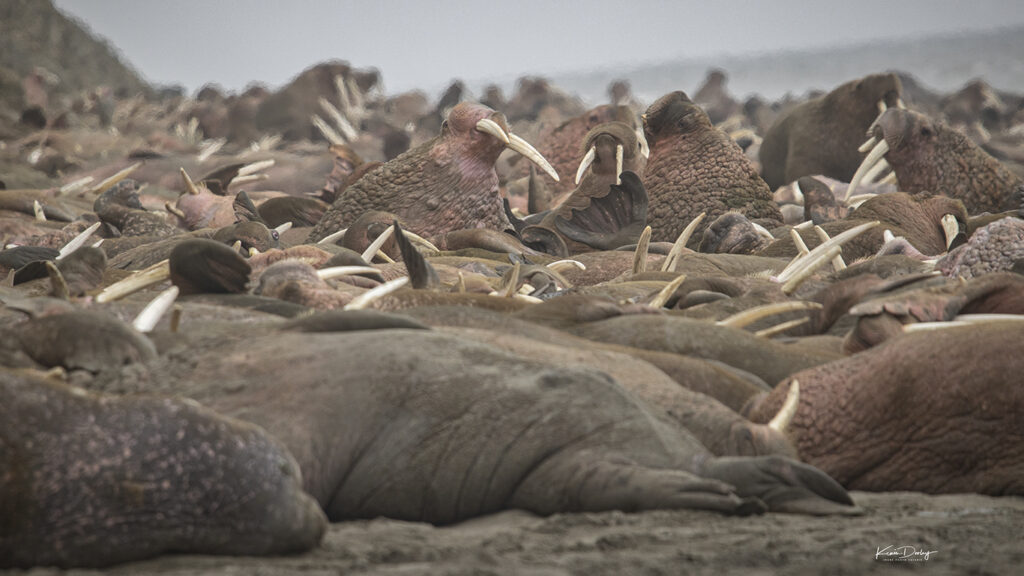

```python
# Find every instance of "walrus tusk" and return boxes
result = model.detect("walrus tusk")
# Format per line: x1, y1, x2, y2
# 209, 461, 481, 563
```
647, 274, 687, 309
791, 180, 804, 205
662, 212, 705, 272
344, 276, 410, 310
132, 285, 180, 333
89, 162, 141, 196
794, 220, 814, 230
474, 118, 510, 144
637, 127, 650, 160
228, 174, 268, 187
941, 214, 959, 250
547, 259, 586, 273
814, 226, 847, 270
317, 228, 348, 245
951, 313, 1024, 323
879, 171, 898, 186
402, 229, 439, 253
776, 220, 878, 283
96, 259, 171, 303
882, 229, 896, 243
754, 317, 810, 338
615, 144, 623, 185
716, 300, 823, 329
33, 200, 46, 221
768, 380, 800, 433
752, 222, 775, 241
845, 194, 876, 208
319, 97, 359, 141
575, 146, 596, 185
164, 202, 186, 219
274, 221, 293, 235
361, 224, 395, 263
862, 158, 891, 185
902, 321, 972, 333
497, 261, 522, 297
59, 175, 94, 195
316, 266, 381, 280
180, 167, 200, 195
56, 221, 102, 260
237, 158, 276, 177
781, 244, 841, 294
312, 114, 346, 145
196, 138, 225, 162
248, 247, 260, 258
45, 261, 68, 299
845, 139, 889, 202
878, 100, 887, 114
508, 133, 560, 182
632, 225, 652, 274
789, 229, 810, 258
231, 240, 243, 253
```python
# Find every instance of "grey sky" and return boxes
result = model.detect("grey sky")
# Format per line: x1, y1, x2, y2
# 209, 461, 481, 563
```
54, 0, 1024, 97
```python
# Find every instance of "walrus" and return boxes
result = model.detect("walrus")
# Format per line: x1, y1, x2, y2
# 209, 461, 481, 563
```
0, 369, 326, 568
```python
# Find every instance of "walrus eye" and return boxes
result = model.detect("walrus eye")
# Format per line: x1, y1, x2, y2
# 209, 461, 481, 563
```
271, 230, 280, 241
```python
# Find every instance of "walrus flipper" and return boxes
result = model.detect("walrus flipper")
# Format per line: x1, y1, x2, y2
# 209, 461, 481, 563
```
554, 171, 648, 251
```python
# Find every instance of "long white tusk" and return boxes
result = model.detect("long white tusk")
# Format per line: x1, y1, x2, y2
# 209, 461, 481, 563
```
165, 202, 186, 219
857, 136, 877, 154
768, 380, 800, 433
952, 314, 1024, 323
274, 221, 293, 235
319, 96, 359, 141
180, 167, 200, 195
794, 220, 814, 230
637, 127, 650, 159
34, 200, 46, 221
316, 266, 381, 280
902, 321, 972, 333
882, 229, 896, 243
781, 244, 841, 294
90, 162, 142, 195
361, 224, 395, 263
59, 175, 94, 194
790, 228, 810, 258
547, 259, 586, 273
132, 285, 180, 333
95, 260, 171, 303
941, 214, 959, 250
845, 139, 890, 202
879, 171, 898, 186
814, 226, 846, 270
474, 118, 510, 144
791, 180, 804, 205
754, 317, 810, 338
862, 158, 891, 185
402, 229, 440, 253
716, 301, 822, 329
776, 220, 878, 282
312, 114, 345, 145
57, 222, 102, 260
662, 212, 706, 272
344, 276, 410, 310
752, 222, 775, 240
845, 194, 876, 208
317, 228, 348, 245
238, 158, 276, 177
615, 143, 623, 185
575, 146, 596, 185
647, 274, 687, 309
507, 133, 559, 182
228, 174, 268, 187
633, 225, 652, 274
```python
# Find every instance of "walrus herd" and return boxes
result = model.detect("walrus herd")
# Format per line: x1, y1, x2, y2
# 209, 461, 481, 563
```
2, 61, 1024, 569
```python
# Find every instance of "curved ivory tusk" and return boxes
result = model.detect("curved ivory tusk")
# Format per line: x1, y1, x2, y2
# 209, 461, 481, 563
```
941, 214, 959, 250
343, 276, 410, 310
96, 260, 171, 303
547, 259, 586, 273
316, 266, 381, 280
316, 228, 348, 245
180, 167, 200, 195
228, 174, 268, 187
361, 224, 395, 263
132, 285, 180, 333
648, 274, 687, 309
789, 228, 810, 258
247, 247, 260, 258
498, 261, 522, 298
312, 114, 346, 145
768, 380, 800, 433
857, 137, 877, 154
274, 221, 293, 235
862, 158, 891, 185
754, 317, 810, 338
902, 321, 972, 333
814, 226, 846, 270
507, 133, 559, 182
402, 229, 440, 253
716, 300, 822, 329
776, 220, 879, 282
57, 221, 102, 260
615, 144, 623, 185
575, 146, 596, 185
231, 240, 242, 253
165, 202, 186, 219
879, 171, 898, 186
791, 180, 804, 205
637, 127, 650, 159
662, 212, 706, 272
632, 225, 652, 275
474, 118, 510, 144
238, 158, 276, 177
33, 200, 46, 221
952, 313, 1024, 323
90, 162, 141, 195
319, 96, 358, 141
45, 261, 68, 300
845, 139, 889, 202
781, 244, 841, 294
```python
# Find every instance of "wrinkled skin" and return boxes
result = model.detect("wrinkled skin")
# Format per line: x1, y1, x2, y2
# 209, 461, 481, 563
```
870, 108, 1023, 214
759, 73, 902, 189
749, 324, 1024, 495
939, 217, 1024, 278
308, 103, 516, 242
643, 91, 782, 244
0, 370, 326, 568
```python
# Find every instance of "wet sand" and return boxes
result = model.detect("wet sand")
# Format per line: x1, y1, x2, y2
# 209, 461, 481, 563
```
16, 491, 1022, 576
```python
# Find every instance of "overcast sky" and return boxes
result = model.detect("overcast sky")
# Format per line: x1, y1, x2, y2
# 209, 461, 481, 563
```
54, 0, 1024, 97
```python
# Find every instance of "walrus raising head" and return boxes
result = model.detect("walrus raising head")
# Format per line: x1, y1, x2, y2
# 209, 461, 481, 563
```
308, 102, 559, 243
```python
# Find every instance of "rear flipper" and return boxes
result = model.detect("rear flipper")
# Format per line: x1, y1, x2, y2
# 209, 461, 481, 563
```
698, 455, 862, 516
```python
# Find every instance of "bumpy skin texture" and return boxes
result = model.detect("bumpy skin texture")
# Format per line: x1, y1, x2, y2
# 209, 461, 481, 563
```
749, 324, 1024, 495
939, 217, 1024, 278
308, 103, 514, 243
871, 108, 1024, 215
759, 73, 902, 189
0, 371, 326, 568
643, 92, 782, 244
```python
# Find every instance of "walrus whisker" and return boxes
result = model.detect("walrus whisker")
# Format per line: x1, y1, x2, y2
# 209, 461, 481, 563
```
754, 317, 811, 338
575, 146, 596, 185
662, 213, 705, 272
361, 224, 395, 263
96, 260, 171, 303
813, 226, 847, 270
57, 222, 102, 260
716, 301, 822, 329
768, 380, 800, 433
633, 225, 652, 274
344, 276, 410, 310
33, 200, 46, 221
316, 228, 347, 245
941, 214, 959, 250
133, 285, 180, 333
647, 274, 687, 309
180, 167, 200, 196
45, 261, 68, 299
845, 139, 889, 202
312, 114, 346, 145
316, 266, 381, 280
88, 162, 141, 196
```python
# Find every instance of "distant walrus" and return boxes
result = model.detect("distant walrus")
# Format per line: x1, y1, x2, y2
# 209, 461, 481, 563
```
0, 370, 326, 568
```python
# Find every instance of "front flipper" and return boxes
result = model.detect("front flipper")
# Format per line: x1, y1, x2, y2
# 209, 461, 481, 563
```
554, 171, 648, 251
699, 455, 862, 516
